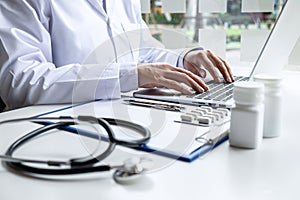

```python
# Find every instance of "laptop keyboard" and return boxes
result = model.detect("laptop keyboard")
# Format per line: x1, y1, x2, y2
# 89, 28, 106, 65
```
188, 76, 249, 102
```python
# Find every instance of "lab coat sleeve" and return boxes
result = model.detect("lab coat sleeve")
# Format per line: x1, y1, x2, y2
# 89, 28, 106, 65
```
0, 1, 137, 110
136, 20, 203, 69
134, 20, 181, 67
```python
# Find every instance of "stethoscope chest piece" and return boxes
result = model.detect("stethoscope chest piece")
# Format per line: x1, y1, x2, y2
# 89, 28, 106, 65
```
113, 157, 153, 184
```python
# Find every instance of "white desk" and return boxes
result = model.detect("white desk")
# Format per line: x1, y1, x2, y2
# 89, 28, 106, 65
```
0, 70, 300, 200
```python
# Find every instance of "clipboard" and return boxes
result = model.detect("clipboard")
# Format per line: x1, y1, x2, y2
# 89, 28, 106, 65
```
34, 99, 230, 162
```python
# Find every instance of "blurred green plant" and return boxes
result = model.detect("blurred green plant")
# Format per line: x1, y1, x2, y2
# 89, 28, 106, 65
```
142, 13, 184, 25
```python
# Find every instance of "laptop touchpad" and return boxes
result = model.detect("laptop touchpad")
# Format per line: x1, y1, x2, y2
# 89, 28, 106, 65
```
133, 88, 181, 96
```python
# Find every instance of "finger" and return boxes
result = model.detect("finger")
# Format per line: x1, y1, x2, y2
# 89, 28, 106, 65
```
207, 50, 232, 82
168, 67, 209, 91
198, 54, 221, 83
198, 68, 207, 78
184, 61, 207, 78
164, 71, 205, 93
218, 56, 235, 81
183, 59, 201, 75
159, 77, 192, 94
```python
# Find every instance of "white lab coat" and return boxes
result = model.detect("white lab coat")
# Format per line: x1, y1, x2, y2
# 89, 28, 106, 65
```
0, 0, 185, 110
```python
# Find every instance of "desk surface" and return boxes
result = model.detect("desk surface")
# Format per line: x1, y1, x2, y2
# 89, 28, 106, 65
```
1, 70, 300, 200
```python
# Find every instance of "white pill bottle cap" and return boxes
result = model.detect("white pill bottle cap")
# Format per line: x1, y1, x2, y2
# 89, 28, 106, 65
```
253, 74, 282, 89
233, 81, 264, 105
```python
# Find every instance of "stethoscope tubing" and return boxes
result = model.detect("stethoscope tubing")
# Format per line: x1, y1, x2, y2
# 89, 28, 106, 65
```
1, 116, 150, 176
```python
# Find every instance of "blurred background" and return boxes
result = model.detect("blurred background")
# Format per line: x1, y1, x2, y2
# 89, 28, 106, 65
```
139, 0, 298, 71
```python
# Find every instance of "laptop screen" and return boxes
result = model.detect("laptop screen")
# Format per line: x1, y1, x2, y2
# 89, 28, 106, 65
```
249, 0, 300, 78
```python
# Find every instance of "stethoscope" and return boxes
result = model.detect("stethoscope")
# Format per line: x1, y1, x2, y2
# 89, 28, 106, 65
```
0, 116, 152, 183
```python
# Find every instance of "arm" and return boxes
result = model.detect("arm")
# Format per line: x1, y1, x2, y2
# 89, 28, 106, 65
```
0, 0, 137, 109
135, 18, 234, 86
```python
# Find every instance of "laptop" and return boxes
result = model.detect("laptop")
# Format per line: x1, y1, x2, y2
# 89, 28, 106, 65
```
133, 0, 300, 108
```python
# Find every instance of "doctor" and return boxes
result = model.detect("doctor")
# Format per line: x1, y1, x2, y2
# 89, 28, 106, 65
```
0, 0, 234, 110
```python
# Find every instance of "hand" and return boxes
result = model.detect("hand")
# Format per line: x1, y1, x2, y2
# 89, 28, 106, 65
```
137, 63, 208, 94
183, 49, 234, 83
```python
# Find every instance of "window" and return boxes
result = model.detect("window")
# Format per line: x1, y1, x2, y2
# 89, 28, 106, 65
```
141, 0, 298, 71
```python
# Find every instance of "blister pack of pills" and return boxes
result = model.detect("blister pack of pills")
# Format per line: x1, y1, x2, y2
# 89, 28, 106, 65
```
176, 106, 230, 127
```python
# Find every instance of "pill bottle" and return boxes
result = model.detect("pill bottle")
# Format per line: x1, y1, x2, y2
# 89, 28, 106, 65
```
229, 81, 264, 149
254, 74, 283, 138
